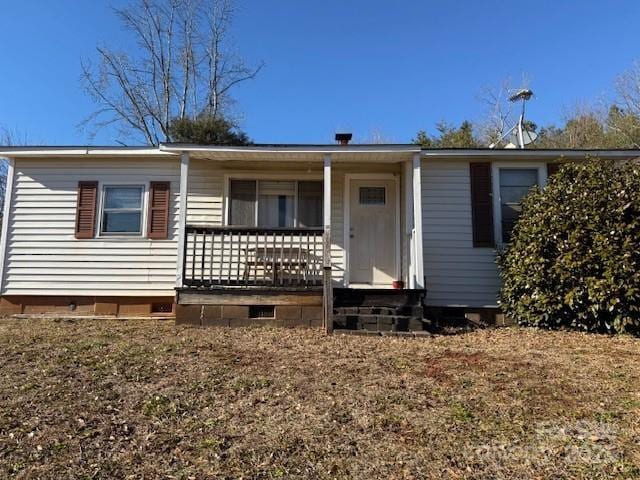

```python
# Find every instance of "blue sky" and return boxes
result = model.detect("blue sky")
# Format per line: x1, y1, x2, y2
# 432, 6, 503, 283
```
1, 0, 639, 145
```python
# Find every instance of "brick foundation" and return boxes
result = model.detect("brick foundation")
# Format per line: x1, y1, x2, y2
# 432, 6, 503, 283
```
176, 303, 323, 328
0, 296, 176, 318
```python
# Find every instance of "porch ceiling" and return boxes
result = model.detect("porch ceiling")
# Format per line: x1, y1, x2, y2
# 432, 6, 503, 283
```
159, 144, 419, 163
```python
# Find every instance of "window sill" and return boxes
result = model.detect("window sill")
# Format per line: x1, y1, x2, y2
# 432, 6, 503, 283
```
93, 235, 147, 240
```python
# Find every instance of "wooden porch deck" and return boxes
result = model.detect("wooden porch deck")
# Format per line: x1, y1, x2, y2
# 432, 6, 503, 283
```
177, 224, 333, 330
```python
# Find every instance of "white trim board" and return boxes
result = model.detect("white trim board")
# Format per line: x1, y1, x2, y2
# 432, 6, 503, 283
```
176, 152, 190, 288
343, 173, 401, 288
412, 154, 425, 289
0, 159, 15, 294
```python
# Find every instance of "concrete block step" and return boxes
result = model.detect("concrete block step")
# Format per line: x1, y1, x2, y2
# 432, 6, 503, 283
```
333, 288, 426, 308
333, 314, 425, 332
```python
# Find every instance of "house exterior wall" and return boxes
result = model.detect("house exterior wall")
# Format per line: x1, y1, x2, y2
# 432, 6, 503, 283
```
2, 157, 180, 297
421, 159, 501, 307
2, 155, 412, 305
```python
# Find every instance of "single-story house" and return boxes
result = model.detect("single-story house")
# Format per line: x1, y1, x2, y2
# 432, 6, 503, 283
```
0, 142, 636, 331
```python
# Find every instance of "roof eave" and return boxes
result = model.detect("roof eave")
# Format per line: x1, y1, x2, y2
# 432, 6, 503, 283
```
158, 143, 422, 154
421, 149, 640, 159
0, 146, 174, 158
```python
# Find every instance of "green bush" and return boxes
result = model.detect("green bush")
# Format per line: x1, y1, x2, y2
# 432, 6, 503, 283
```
498, 158, 640, 335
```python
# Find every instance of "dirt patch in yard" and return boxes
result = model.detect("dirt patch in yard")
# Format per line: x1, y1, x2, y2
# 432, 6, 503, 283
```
0, 319, 639, 479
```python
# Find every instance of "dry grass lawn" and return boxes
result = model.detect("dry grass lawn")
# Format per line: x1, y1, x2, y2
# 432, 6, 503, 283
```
0, 319, 639, 479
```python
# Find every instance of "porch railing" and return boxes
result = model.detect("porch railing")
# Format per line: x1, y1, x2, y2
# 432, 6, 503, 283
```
182, 225, 325, 289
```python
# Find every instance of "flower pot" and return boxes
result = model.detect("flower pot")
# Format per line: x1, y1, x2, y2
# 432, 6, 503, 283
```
392, 280, 404, 289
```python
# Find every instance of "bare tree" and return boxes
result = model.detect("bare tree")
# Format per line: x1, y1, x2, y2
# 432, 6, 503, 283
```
615, 61, 640, 117
476, 78, 515, 147
81, 0, 263, 145
609, 61, 640, 148
476, 74, 532, 147
360, 128, 395, 144
0, 127, 18, 221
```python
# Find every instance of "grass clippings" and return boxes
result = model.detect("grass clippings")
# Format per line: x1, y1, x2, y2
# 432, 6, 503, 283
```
0, 319, 639, 479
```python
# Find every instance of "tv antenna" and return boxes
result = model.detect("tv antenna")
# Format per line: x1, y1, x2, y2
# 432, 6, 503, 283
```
489, 88, 537, 149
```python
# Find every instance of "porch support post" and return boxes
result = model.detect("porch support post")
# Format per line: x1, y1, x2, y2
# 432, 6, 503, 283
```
323, 153, 333, 333
323, 154, 332, 228
404, 160, 415, 288
176, 151, 190, 288
412, 153, 425, 289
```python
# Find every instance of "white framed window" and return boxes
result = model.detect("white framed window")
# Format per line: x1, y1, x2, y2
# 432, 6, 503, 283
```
227, 179, 323, 228
492, 164, 546, 244
100, 185, 145, 235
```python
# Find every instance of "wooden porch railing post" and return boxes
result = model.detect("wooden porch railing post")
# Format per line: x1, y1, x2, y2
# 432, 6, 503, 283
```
323, 226, 333, 334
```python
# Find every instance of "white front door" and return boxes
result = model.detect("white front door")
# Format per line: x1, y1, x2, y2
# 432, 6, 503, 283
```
348, 178, 398, 286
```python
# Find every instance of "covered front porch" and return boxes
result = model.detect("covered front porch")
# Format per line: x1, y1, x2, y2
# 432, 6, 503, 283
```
163, 143, 426, 331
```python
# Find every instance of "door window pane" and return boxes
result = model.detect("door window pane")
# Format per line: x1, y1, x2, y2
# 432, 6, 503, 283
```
359, 187, 386, 205
297, 181, 323, 227
499, 169, 538, 242
101, 186, 143, 235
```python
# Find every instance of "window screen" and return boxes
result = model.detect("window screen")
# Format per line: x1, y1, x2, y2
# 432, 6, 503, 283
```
297, 181, 323, 227
229, 180, 257, 226
101, 185, 144, 234
499, 168, 538, 242
359, 186, 386, 205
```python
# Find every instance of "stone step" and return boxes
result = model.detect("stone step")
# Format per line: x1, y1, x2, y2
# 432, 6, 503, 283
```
333, 314, 424, 332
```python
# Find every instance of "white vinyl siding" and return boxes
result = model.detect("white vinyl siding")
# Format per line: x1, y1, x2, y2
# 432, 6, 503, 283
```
421, 159, 501, 308
186, 159, 224, 225
3, 158, 180, 296
330, 168, 346, 285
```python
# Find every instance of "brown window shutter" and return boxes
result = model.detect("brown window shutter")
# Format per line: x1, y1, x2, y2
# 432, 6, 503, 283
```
469, 162, 494, 247
148, 182, 170, 239
547, 162, 561, 177
75, 181, 98, 239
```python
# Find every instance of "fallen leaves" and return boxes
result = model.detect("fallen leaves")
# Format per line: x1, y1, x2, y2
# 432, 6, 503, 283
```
0, 320, 638, 479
